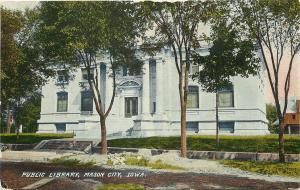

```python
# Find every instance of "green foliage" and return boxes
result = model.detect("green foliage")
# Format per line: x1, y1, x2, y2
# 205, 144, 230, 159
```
124, 156, 184, 170
0, 7, 22, 82
1, 7, 54, 134
50, 158, 96, 168
148, 159, 184, 170
97, 183, 148, 190
37, 1, 146, 79
140, 0, 212, 158
226, 0, 300, 162
106, 159, 114, 166
0, 133, 73, 144
266, 104, 278, 133
107, 155, 184, 170
220, 160, 300, 178
14, 94, 41, 133
1, 7, 54, 104
124, 156, 149, 167
192, 22, 259, 93
108, 135, 300, 154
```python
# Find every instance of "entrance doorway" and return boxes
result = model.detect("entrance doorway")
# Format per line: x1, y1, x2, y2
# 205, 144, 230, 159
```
125, 97, 138, 118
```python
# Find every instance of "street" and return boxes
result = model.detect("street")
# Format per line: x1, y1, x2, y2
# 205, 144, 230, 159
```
1, 161, 299, 190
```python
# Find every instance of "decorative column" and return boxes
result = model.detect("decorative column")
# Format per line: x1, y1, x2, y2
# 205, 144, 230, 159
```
156, 58, 164, 114
142, 60, 150, 115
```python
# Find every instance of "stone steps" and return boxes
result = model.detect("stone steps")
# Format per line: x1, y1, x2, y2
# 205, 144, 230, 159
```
34, 139, 94, 153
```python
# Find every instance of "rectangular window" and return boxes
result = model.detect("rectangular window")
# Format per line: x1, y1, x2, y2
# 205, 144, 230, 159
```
81, 91, 93, 112
57, 92, 68, 112
57, 70, 68, 84
122, 66, 136, 76
82, 68, 94, 81
187, 86, 199, 108
152, 102, 156, 113
122, 66, 128, 76
100, 64, 106, 111
125, 97, 138, 118
55, 123, 66, 133
187, 122, 199, 132
191, 64, 199, 75
219, 122, 234, 134
149, 59, 156, 113
218, 85, 234, 107
182, 61, 198, 75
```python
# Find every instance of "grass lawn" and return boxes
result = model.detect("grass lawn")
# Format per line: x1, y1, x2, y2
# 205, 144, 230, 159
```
107, 135, 300, 154
0, 133, 73, 144
107, 155, 184, 170
220, 160, 300, 178
50, 157, 96, 168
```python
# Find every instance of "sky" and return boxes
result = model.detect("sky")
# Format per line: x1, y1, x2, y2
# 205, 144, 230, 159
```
2, 0, 300, 104
1, 1, 39, 10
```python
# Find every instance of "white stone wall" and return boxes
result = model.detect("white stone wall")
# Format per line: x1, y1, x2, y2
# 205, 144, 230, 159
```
38, 48, 269, 138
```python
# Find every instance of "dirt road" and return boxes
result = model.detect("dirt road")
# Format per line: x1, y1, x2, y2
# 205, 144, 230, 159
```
1, 161, 299, 190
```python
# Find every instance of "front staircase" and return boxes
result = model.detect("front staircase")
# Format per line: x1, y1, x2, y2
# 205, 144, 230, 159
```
34, 139, 99, 153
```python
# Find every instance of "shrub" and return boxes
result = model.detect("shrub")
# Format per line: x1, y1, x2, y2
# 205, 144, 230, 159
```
50, 157, 96, 168
148, 159, 184, 170
124, 156, 149, 167
0, 133, 73, 144
220, 160, 300, 178
107, 135, 300, 154
107, 154, 184, 170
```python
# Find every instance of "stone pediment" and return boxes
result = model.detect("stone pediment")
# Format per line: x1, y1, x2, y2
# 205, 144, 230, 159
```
120, 81, 140, 87
118, 80, 142, 90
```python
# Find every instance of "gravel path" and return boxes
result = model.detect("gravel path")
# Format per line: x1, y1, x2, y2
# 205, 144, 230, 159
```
65, 152, 300, 183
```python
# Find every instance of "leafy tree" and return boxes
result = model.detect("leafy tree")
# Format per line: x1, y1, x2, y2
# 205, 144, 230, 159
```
1, 8, 22, 133
266, 104, 278, 134
1, 8, 52, 134
228, 0, 300, 162
141, 1, 211, 157
192, 22, 258, 147
14, 94, 41, 133
37, 2, 146, 154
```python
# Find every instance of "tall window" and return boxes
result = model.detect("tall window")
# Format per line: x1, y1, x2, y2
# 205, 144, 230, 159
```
187, 86, 199, 108
191, 63, 199, 75
100, 64, 106, 110
218, 85, 234, 107
82, 68, 94, 80
125, 97, 138, 117
57, 92, 68, 112
122, 66, 128, 76
81, 91, 93, 112
149, 59, 156, 113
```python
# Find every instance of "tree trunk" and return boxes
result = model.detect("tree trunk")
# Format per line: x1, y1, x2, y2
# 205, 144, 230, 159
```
278, 120, 285, 162
179, 71, 187, 158
6, 106, 12, 134
100, 115, 107, 154
216, 92, 220, 147
180, 104, 187, 158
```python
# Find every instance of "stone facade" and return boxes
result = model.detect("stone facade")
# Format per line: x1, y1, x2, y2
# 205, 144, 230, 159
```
37, 47, 269, 139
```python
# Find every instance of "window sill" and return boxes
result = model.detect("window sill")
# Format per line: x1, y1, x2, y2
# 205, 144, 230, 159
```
218, 106, 235, 109
81, 111, 93, 115
187, 108, 200, 111
55, 82, 69, 85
